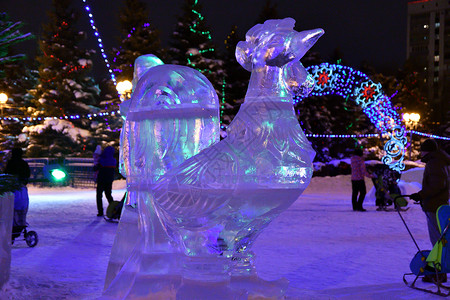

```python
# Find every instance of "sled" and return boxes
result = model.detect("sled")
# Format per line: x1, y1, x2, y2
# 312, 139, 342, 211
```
402, 204, 450, 297
378, 207, 410, 212
391, 193, 408, 208
376, 194, 409, 212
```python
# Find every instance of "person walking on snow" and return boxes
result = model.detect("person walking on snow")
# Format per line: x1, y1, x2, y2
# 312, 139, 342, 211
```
95, 146, 116, 217
350, 148, 373, 211
4, 148, 31, 236
93, 145, 102, 182
410, 139, 450, 283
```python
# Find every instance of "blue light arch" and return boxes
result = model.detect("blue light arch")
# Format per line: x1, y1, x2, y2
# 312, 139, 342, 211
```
296, 63, 407, 172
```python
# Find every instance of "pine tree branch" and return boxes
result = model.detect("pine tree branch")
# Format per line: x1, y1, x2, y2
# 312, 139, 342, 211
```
0, 54, 26, 64
0, 21, 21, 36
0, 174, 22, 195
0, 32, 33, 48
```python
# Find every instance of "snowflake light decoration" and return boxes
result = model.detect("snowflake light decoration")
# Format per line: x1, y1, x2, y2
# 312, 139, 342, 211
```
309, 64, 334, 92
354, 81, 382, 109
296, 63, 406, 172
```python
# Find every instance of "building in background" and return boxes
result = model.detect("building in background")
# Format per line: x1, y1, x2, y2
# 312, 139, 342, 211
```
407, 0, 449, 126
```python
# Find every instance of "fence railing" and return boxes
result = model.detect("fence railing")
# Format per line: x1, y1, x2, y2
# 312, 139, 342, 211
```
64, 158, 96, 188
24, 158, 96, 188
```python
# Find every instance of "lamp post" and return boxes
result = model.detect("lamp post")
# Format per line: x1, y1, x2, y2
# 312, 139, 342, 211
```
0, 93, 8, 117
116, 80, 132, 102
403, 112, 420, 160
0, 93, 7, 117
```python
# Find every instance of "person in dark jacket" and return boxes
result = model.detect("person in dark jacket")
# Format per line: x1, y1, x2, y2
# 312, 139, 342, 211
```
4, 148, 31, 236
95, 146, 117, 217
410, 139, 450, 283
5, 148, 30, 186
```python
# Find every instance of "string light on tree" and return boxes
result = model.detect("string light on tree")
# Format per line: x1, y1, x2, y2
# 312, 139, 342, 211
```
185, 0, 215, 70
41, 50, 91, 82
0, 111, 118, 122
189, 0, 212, 39
111, 23, 151, 74
81, 0, 117, 86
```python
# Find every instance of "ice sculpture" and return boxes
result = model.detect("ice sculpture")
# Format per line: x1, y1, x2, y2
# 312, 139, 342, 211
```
103, 55, 220, 297
104, 18, 323, 299
104, 54, 164, 291
0, 193, 14, 290
148, 18, 323, 298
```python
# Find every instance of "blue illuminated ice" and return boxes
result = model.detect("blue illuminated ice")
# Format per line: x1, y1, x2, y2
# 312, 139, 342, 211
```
103, 55, 220, 298
103, 18, 323, 299
148, 18, 322, 298
0, 193, 13, 290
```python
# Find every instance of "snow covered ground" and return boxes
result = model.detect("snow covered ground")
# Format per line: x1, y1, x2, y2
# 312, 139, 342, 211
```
0, 169, 443, 299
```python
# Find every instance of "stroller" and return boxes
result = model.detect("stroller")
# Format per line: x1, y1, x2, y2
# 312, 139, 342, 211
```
397, 195, 450, 296
11, 186, 38, 247
372, 164, 407, 211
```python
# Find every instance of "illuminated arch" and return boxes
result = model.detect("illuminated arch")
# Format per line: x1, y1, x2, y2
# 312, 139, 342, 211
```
296, 63, 406, 172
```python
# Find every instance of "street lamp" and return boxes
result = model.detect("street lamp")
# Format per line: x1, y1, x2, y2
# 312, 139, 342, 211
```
403, 112, 421, 160
0, 92, 8, 116
116, 80, 132, 101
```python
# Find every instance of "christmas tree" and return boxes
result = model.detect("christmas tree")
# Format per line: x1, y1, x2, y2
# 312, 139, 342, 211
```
89, 86, 122, 157
32, 0, 99, 118
0, 60, 38, 152
254, 0, 280, 25
111, 0, 164, 82
396, 58, 430, 128
0, 13, 34, 152
93, 0, 162, 154
0, 12, 33, 70
221, 25, 249, 131
0, 12, 35, 115
168, 0, 223, 95
26, 0, 100, 157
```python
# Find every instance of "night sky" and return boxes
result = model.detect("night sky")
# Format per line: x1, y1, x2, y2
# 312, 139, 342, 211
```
2, 0, 409, 78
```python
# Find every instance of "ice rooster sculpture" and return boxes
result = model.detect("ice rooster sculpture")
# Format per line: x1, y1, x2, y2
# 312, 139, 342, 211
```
149, 18, 323, 298
103, 18, 323, 299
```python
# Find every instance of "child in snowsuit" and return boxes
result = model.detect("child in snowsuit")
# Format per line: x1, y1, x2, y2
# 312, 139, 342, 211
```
373, 164, 403, 211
